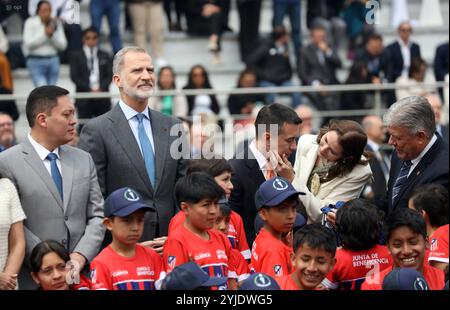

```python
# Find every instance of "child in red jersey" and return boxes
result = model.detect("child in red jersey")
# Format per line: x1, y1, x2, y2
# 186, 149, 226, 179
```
163, 172, 233, 290
251, 176, 305, 278
90, 187, 165, 290
276, 223, 336, 290
323, 199, 392, 290
361, 208, 445, 290
30, 240, 91, 290
408, 184, 449, 271
168, 159, 251, 260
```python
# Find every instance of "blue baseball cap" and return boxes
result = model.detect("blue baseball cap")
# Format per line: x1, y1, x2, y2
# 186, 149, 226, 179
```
255, 177, 305, 210
382, 268, 429, 290
104, 187, 155, 217
161, 262, 228, 290
239, 273, 280, 290
254, 212, 306, 235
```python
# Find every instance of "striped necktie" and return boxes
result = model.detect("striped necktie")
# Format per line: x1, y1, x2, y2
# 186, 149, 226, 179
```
392, 160, 412, 203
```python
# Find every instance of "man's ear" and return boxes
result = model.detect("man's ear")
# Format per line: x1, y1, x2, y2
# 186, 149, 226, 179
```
35, 113, 47, 129
112, 74, 122, 88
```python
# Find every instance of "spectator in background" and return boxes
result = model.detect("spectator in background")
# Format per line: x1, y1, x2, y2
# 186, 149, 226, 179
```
185, 0, 224, 63
237, 0, 262, 64
0, 25, 13, 92
295, 105, 316, 136
227, 68, 265, 116
354, 33, 389, 84
23, 0, 67, 87
272, 0, 302, 58
0, 112, 17, 152
127, 0, 167, 68
163, 0, 186, 31
385, 21, 421, 84
248, 25, 301, 107
183, 65, 219, 117
0, 26, 19, 121
395, 58, 435, 101
90, 0, 122, 54
426, 93, 448, 143
340, 62, 370, 115
362, 115, 391, 201
298, 23, 341, 113
28, 0, 83, 64
434, 42, 449, 83
149, 66, 188, 117
306, 0, 346, 50
69, 27, 113, 129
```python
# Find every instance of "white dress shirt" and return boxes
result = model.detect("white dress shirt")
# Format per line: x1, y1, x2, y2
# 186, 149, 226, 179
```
28, 133, 62, 176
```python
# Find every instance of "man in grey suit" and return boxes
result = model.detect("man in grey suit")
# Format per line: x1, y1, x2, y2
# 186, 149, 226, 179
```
79, 46, 188, 249
0, 85, 105, 289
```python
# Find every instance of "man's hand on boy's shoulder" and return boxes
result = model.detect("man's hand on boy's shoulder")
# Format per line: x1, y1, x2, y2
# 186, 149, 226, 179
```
140, 236, 168, 256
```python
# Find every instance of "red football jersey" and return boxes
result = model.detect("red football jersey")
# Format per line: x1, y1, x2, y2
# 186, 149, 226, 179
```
90, 245, 165, 290
428, 224, 449, 264
250, 228, 293, 278
228, 248, 250, 281
168, 211, 251, 259
163, 225, 232, 290
361, 263, 445, 290
323, 244, 392, 290
277, 274, 301, 290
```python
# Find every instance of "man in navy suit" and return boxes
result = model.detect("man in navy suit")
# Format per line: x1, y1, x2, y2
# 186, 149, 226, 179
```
380, 96, 449, 217
385, 21, 421, 84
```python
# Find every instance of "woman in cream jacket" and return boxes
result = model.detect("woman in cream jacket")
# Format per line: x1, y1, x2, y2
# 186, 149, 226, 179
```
292, 120, 373, 223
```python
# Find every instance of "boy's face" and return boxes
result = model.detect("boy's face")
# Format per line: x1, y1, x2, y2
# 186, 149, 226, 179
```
104, 209, 146, 246
182, 198, 219, 231
292, 243, 335, 290
213, 212, 230, 235
260, 199, 297, 234
387, 226, 428, 271
214, 171, 233, 199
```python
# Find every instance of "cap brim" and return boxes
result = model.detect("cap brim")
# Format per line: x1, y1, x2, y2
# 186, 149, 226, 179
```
112, 203, 156, 217
201, 276, 228, 287
264, 190, 305, 207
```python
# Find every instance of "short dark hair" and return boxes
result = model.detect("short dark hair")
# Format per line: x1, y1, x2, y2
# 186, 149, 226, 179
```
82, 26, 98, 37
293, 223, 337, 257
255, 103, 302, 137
30, 240, 70, 274
410, 184, 449, 227
175, 172, 225, 205
187, 158, 233, 177
336, 199, 384, 251
26, 86, 70, 127
367, 33, 383, 43
36, 0, 51, 15
385, 208, 427, 242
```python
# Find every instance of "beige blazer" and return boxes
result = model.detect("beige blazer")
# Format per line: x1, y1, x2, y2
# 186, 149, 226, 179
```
292, 134, 373, 223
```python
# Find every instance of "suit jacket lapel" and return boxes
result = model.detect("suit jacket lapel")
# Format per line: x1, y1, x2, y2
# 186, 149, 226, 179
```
244, 157, 265, 186
22, 140, 64, 209
60, 146, 73, 213
110, 104, 154, 193
149, 109, 169, 192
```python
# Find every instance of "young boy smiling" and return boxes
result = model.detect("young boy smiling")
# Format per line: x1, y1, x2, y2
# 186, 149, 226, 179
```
90, 187, 165, 290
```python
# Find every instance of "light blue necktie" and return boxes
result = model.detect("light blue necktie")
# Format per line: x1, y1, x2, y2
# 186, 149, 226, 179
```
392, 160, 412, 204
46, 152, 63, 200
136, 113, 156, 187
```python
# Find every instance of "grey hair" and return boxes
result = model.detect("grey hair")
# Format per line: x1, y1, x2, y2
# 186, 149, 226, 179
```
112, 46, 148, 75
383, 96, 435, 138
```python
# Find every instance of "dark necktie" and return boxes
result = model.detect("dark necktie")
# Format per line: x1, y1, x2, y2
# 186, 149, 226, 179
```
46, 152, 63, 200
89, 48, 94, 73
392, 160, 412, 203
136, 114, 156, 187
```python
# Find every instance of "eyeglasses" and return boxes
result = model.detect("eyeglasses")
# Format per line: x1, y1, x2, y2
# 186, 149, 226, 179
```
399, 28, 412, 33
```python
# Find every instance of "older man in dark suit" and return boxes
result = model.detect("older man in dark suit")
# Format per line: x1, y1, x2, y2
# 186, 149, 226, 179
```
228, 103, 302, 245
79, 47, 188, 250
380, 96, 449, 217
